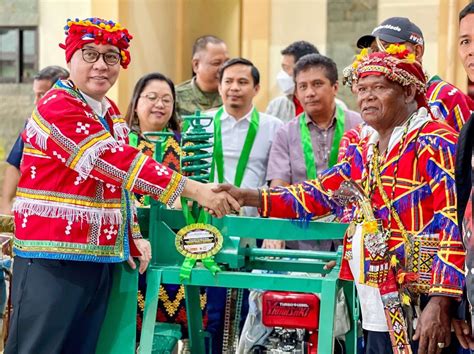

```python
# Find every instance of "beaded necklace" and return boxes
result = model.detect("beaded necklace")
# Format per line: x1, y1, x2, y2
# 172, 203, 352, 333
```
363, 113, 416, 244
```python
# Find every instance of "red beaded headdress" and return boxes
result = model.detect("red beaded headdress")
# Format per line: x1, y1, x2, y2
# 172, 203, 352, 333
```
59, 17, 133, 69
344, 45, 427, 108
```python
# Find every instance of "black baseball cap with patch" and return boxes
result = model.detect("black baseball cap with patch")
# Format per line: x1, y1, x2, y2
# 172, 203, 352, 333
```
356, 17, 424, 49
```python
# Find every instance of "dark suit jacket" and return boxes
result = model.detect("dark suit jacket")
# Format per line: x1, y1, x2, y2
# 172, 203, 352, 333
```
454, 114, 473, 320
456, 113, 474, 227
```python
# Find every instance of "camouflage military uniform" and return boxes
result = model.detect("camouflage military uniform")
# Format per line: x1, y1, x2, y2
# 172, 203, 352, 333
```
175, 77, 222, 117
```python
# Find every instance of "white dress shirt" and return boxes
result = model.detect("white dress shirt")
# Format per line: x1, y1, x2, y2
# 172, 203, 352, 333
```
206, 106, 283, 216
80, 91, 111, 118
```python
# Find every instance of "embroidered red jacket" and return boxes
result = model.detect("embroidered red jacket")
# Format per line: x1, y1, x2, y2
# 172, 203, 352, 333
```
261, 109, 465, 298
13, 80, 186, 262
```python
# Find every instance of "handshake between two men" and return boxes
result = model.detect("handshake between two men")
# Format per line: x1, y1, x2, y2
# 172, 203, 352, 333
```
186, 181, 258, 218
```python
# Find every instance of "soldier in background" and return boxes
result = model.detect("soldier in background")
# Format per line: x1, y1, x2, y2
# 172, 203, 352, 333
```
175, 35, 229, 117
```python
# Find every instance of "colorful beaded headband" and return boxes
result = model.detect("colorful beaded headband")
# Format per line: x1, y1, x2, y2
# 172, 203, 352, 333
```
344, 45, 426, 94
59, 17, 133, 69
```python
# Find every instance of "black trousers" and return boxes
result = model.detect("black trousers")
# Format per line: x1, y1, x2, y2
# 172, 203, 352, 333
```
364, 330, 462, 354
5, 256, 113, 354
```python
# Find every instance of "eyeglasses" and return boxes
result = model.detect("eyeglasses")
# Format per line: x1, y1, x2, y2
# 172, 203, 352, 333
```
81, 48, 121, 66
140, 92, 174, 107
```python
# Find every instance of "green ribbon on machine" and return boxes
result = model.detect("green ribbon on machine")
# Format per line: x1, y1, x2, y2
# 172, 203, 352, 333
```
177, 200, 223, 281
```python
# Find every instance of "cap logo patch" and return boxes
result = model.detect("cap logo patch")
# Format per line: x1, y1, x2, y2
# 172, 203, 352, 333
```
409, 34, 424, 45
372, 24, 401, 34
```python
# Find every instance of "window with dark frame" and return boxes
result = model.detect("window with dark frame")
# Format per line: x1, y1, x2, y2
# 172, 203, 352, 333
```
0, 27, 38, 83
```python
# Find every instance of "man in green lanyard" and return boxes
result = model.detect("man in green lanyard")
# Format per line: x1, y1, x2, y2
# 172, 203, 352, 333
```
265, 53, 362, 250
206, 57, 282, 353
209, 57, 283, 212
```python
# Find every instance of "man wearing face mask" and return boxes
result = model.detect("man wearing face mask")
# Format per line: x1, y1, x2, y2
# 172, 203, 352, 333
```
266, 41, 347, 123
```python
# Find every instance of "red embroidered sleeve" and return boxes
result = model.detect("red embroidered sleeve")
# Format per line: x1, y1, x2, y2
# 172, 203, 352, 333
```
24, 91, 186, 207
260, 159, 352, 220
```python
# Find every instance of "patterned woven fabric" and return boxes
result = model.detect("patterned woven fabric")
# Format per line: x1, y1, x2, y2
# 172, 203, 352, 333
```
426, 76, 474, 133
132, 130, 208, 336
261, 108, 465, 298
134, 132, 182, 206
13, 80, 186, 262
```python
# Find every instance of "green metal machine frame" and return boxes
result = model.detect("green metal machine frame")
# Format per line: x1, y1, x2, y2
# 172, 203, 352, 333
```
135, 203, 359, 354
96, 113, 359, 354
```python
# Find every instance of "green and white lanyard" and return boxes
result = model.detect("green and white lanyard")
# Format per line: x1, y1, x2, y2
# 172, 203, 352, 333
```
210, 107, 260, 187
299, 104, 345, 179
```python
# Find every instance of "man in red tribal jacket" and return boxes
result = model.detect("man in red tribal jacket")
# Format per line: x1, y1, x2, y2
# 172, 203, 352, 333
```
337, 17, 474, 167
214, 48, 465, 354
5, 17, 238, 354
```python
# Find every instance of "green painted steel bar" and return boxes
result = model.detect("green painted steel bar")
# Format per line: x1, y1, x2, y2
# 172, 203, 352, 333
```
184, 285, 206, 354
318, 276, 338, 353
187, 129, 214, 141
342, 279, 359, 352
153, 263, 352, 353
248, 258, 328, 274
181, 136, 213, 142
181, 142, 213, 151
245, 247, 339, 261
139, 269, 162, 354
219, 215, 348, 240
181, 163, 212, 172
154, 208, 348, 241
158, 267, 333, 293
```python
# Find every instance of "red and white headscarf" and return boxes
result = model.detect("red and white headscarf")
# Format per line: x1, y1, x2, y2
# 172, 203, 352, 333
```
59, 17, 133, 69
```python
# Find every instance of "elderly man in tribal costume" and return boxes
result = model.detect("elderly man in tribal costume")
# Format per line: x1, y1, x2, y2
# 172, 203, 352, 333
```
357, 17, 473, 133
5, 18, 238, 354
214, 47, 465, 354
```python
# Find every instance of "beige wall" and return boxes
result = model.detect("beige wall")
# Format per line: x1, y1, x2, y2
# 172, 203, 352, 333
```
35, 0, 468, 110
111, 0, 179, 112
268, 0, 328, 104
178, 0, 241, 82
241, 0, 270, 110
438, 0, 470, 91
38, 0, 91, 78
379, 0, 470, 91
120, 0, 241, 112
378, 0, 440, 78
